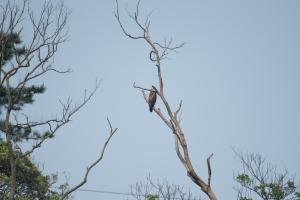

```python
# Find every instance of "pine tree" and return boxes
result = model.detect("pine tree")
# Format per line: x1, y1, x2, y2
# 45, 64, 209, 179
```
0, 31, 46, 142
0, 30, 62, 199
0, 141, 60, 200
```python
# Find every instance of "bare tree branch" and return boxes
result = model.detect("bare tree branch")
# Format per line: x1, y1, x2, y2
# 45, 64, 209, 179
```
114, 0, 144, 40
60, 118, 118, 200
0, 0, 69, 88
130, 175, 204, 200
133, 82, 154, 92
115, 1, 217, 199
207, 153, 213, 187
20, 83, 99, 158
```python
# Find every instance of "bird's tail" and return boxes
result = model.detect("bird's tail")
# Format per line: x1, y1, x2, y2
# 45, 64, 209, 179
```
149, 106, 153, 112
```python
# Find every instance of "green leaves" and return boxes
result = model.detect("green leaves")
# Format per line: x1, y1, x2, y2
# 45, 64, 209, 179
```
236, 173, 299, 200
0, 141, 59, 200
146, 194, 159, 200
295, 192, 300, 200
240, 197, 253, 200
0, 120, 52, 142
0, 31, 26, 66
235, 152, 299, 200
0, 85, 46, 111
236, 174, 253, 186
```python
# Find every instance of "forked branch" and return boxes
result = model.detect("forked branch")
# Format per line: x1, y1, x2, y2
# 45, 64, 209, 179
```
20, 83, 99, 158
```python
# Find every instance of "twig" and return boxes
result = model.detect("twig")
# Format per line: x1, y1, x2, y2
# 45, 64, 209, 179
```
207, 153, 214, 187
133, 82, 154, 92
21, 84, 99, 158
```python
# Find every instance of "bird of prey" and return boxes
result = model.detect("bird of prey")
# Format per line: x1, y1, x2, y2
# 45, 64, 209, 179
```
148, 90, 157, 112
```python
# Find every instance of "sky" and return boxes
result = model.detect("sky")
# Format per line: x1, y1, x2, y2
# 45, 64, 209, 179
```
11, 0, 300, 199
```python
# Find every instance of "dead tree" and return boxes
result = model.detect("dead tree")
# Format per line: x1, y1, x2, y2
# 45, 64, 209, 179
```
115, 1, 217, 200
0, 1, 117, 199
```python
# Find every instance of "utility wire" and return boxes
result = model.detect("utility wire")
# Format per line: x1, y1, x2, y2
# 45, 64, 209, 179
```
50, 186, 200, 200
51, 187, 133, 196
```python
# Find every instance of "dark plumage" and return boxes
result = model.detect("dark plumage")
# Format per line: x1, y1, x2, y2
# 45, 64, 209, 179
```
148, 90, 157, 112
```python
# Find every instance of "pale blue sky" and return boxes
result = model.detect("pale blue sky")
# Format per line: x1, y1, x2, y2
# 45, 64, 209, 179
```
22, 0, 300, 199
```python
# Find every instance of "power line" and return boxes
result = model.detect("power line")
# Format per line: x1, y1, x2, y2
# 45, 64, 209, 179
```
50, 186, 200, 200
52, 187, 133, 196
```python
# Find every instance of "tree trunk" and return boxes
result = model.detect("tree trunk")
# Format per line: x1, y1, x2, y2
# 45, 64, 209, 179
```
5, 105, 16, 200
7, 139, 16, 200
